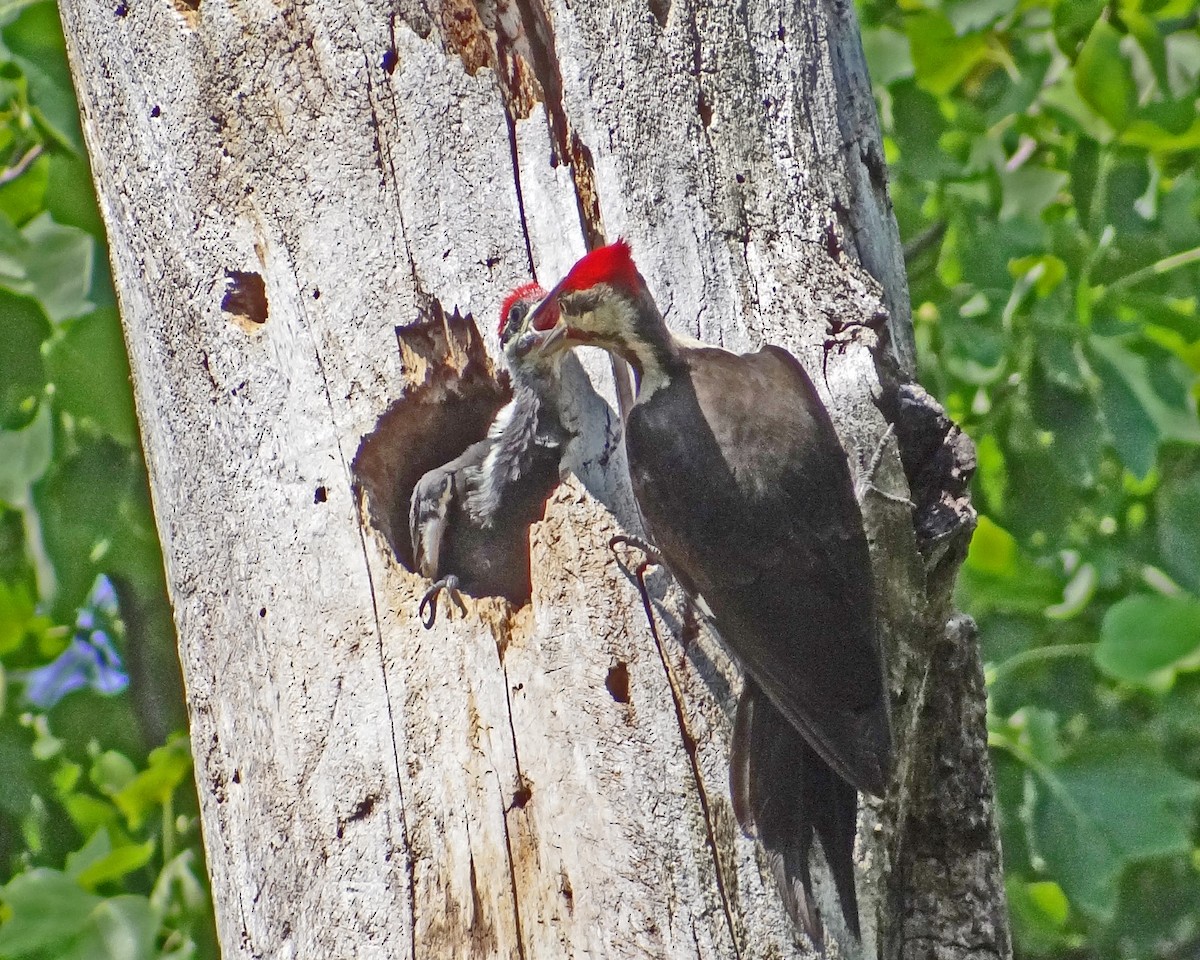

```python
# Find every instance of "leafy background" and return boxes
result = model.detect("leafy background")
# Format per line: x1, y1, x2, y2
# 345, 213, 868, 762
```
1, 0, 1198, 957
860, 0, 1200, 955
0, 1, 215, 957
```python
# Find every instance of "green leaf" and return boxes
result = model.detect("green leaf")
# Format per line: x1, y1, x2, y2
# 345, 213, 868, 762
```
862, 27, 913, 85
1, 1, 85, 152
1008, 877, 1072, 955
1122, 6, 1170, 95
64, 827, 112, 879
1075, 21, 1139, 133
1029, 735, 1200, 920
0, 151, 49, 226
0, 402, 52, 506
965, 514, 1018, 576
1031, 364, 1104, 488
1054, 0, 1109, 54
0, 579, 36, 654
1000, 167, 1069, 221
75, 839, 156, 891
151, 850, 206, 916
46, 309, 139, 445
18, 212, 94, 323
113, 735, 191, 830
906, 12, 990, 96
0, 868, 100, 954
944, 0, 1018, 33
1090, 335, 1200, 479
1095, 593, 1200, 684
1158, 467, 1200, 593
45, 152, 106, 238
67, 895, 156, 960
61, 791, 119, 836
959, 516, 1064, 614
0, 289, 49, 428
92, 749, 138, 796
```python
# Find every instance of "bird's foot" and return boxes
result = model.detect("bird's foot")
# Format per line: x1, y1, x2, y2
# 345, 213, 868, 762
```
607, 534, 662, 569
855, 423, 915, 508
418, 575, 466, 629
607, 535, 664, 646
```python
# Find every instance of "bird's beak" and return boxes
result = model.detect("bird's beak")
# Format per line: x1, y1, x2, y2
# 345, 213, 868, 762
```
524, 280, 571, 356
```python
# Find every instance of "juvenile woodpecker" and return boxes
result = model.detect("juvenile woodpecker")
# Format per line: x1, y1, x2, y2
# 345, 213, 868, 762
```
522, 241, 892, 940
409, 283, 571, 625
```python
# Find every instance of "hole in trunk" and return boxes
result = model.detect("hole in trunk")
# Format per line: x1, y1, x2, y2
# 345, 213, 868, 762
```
352, 301, 510, 572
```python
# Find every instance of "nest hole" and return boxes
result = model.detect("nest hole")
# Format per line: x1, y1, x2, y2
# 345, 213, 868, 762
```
352, 302, 510, 571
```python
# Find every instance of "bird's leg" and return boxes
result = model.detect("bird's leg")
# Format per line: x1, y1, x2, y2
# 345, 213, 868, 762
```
607, 535, 664, 646
855, 423, 914, 507
418, 575, 467, 629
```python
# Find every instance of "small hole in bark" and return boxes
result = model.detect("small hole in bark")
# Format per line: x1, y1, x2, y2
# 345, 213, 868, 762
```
314, 486, 327, 503
150, 105, 160, 118
221, 270, 269, 329
698, 92, 713, 128
606, 661, 631, 703
381, 48, 398, 74
560, 870, 574, 909
232, 769, 241, 783
312, 288, 321, 300
510, 782, 532, 809
259, 607, 267, 618
114, 2, 127, 15
736, 173, 745, 184
350, 794, 376, 822
649, 0, 670, 27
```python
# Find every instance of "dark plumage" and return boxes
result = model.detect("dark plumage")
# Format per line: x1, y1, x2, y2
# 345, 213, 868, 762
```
409, 285, 571, 622
524, 240, 892, 941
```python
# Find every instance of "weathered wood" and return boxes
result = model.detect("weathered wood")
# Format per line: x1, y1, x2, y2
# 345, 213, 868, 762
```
58, 0, 1009, 957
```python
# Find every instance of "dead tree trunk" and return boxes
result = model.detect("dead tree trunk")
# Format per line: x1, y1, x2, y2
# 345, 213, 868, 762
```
59, 0, 1009, 957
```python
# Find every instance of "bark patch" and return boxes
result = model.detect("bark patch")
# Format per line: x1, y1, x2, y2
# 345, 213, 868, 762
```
440, 0, 494, 75
351, 301, 509, 570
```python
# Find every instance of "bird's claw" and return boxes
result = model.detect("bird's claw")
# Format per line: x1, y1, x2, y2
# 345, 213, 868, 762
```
607, 535, 664, 646
419, 575, 466, 629
607, 534, 662, 570
855, 423, 915, 508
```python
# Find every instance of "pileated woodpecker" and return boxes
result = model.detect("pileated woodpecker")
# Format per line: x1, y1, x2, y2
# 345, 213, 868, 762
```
409, 283, 571, 625
522, 241, 892, 941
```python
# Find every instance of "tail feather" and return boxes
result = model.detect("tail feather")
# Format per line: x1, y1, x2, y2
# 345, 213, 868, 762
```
730, 681, 861, 943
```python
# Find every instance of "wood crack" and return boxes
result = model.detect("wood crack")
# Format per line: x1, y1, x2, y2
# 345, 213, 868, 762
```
638, 589, 743, 959
292, 269, 419, 958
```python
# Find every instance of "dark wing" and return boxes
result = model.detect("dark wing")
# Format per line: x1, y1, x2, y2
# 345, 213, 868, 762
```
627, 345, 891, 794
408, 440, 491, 580
730, 680, 859, 942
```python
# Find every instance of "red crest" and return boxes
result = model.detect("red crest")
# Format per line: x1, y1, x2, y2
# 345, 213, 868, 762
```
498, 282, 546, 336
559, 238, 641, 296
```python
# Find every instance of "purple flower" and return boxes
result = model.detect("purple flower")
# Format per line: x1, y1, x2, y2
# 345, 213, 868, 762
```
22, 575, 129, 710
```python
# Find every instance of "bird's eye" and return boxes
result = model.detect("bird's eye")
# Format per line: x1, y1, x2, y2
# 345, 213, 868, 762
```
507, 303, 529, 326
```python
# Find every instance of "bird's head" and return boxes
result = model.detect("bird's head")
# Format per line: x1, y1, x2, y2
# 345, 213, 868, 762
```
524, 240, 659, 363
498, 282, 555, 372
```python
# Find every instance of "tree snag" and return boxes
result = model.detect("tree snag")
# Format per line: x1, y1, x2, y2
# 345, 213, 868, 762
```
58, 0, 1009, 957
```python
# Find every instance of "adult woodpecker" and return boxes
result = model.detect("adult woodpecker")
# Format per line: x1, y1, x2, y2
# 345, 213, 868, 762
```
521, 240, 892, 941
409, 283, 571, 626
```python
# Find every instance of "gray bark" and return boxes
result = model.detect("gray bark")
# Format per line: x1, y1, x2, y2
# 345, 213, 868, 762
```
58, 0, 1010, 957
